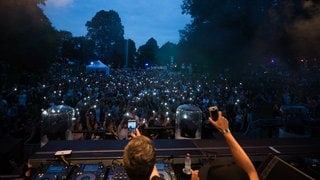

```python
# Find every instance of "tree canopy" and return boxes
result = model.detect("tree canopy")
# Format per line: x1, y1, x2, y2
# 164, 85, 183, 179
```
179, 0, 320, 73
2, 0, 319, 87
86, 10, 125, 65
156, 42, 178, 66
57, 31, 95, 65
136, 38, 159, 67
0, 0, 58, 85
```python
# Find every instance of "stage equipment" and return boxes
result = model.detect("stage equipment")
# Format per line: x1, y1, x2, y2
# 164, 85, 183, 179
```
258, 154, 315, 180
106, 162, 175, 180
175, 104, 202, 139
71, 163, 107, 180
33, 164, 71, 180
41, 105, 75, 140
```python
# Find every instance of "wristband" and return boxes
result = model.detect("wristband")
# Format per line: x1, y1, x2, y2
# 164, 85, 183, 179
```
221, 128, 230, 134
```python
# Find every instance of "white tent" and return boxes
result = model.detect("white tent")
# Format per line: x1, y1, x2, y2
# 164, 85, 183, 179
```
86, 60, 110, 75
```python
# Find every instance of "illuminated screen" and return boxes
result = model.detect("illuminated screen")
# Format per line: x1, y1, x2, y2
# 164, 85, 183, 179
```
47, 165, 64, 173
156, 163, 164, 170
128, 121, 136, 129
83, 164, 99, 172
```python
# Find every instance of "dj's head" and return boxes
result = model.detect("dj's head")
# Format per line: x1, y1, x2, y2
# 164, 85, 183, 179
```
123, 135, 156, 180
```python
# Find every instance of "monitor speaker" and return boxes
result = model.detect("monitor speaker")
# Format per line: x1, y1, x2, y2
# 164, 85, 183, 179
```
258, 154, 315, 180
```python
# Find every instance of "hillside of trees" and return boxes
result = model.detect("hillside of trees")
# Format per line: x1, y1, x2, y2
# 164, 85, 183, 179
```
1, 0, 319, 87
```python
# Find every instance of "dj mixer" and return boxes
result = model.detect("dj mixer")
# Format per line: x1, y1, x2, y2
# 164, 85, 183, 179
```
32, 162, 175, 180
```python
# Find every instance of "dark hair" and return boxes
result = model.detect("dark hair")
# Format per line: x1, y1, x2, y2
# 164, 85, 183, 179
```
123, 135, 156, 180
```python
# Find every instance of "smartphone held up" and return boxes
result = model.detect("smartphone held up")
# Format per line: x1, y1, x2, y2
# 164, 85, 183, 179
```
208, 106, 219, 121
128, 119, 137, 134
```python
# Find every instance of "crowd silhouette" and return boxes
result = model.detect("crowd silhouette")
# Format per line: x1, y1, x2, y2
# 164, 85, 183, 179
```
0, 60, 319, 143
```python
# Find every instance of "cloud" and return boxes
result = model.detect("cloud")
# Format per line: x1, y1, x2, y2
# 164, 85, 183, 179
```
46, 0, 74, 8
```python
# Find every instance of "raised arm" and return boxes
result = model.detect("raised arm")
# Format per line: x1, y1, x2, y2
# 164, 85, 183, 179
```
208, 112, 259, 180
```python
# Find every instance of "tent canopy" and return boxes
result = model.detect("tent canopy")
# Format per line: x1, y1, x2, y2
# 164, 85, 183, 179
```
86, 60, 110, 75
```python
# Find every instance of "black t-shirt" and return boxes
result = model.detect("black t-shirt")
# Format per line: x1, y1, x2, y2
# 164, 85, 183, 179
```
199, 163, 249, 180
151, 175, 164, 180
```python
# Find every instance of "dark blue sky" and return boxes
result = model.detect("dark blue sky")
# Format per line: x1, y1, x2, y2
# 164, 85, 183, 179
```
40, 0, 191, 47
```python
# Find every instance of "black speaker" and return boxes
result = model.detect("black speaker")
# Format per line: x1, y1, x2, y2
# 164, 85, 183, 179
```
258, 154, 315, 180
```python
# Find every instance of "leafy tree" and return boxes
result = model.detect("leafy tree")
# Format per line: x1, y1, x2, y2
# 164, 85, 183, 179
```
179, 0, 319, 73
108, 39, 126, 68
136, 38, 159, 68
125, 39, 137, 68
57, 30, 74, 60
86, 10, 125, 64
0, 0, 58, 85
285, 0, 320, 59
179, 0, 257, 71
57, 31, 96, 65
156, 42, 178, 66
74, 37, 96, 65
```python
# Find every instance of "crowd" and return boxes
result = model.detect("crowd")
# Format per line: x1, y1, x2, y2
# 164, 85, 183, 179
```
0, 59, 320, 143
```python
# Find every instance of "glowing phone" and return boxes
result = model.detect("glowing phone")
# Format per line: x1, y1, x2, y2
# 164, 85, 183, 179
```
128, 120, 137, 134
208, 106, 219, 121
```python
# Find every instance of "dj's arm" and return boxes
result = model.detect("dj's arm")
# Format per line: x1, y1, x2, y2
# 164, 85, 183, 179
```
209, 112, 259, 180
223, 131, 259, 180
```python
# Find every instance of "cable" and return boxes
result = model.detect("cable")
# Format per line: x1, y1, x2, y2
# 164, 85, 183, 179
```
60, 155, 80, 167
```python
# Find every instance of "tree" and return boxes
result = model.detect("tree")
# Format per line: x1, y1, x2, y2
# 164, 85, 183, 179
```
156, 42, 178, 66
179, 0, 319, 73
179, 0, 258, 71
0, 0, 58, 85
73, 37, 96, 65
125, 39, 137, 68
57, 30, 74, 60
136, 38, 159, 68
86, 10, 125, 64
57, 30, 96, 65
286, 0, 320, 59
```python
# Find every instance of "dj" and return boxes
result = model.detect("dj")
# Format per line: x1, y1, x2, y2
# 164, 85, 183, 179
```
123, 129, 161, 180
123, 111, 259, 180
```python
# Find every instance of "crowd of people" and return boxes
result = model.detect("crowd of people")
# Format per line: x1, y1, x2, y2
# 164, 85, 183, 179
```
0, 59, 319, 143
